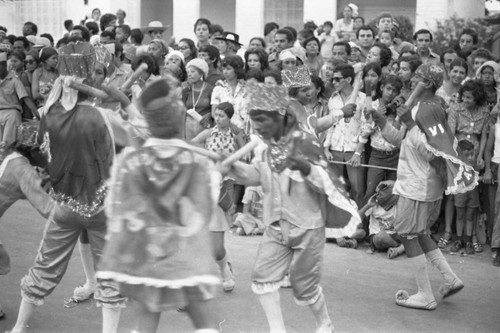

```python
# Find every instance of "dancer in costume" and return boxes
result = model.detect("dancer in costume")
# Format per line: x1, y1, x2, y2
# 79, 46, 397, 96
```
96, 78, 220, 333
0, 122, 53, 319
8, 41, 123, 333
220, 82, 360, 333
63, 42, 115, 308
372, 63, 474, 310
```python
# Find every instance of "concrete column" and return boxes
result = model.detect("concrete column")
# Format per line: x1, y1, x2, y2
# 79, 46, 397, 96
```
303, 0, 337, 26
235, 0, 264, 47
173, 0, 200, 41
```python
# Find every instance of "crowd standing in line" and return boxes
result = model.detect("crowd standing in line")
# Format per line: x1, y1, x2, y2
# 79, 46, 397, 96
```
0, 2, 499, 332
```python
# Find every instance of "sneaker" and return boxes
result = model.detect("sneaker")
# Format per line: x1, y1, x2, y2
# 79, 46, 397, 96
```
337, 237, 358, 249
473, 243, 483, 253
222, 262, 235, 292
465, 242, 475, 255
449, 240, 464, 254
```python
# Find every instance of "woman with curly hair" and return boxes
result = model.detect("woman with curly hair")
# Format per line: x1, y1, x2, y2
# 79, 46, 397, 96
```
147, 39, 169, 77
211, 55, 249, 134
367, 42, 392, 74
244, 47, 269, 73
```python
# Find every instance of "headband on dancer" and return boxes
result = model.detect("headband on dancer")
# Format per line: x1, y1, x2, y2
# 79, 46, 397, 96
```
246, 82, 289, 115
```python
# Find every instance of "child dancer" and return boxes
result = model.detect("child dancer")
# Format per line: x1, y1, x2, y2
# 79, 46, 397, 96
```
96, 78, 220, 333
221, 82, 360, 332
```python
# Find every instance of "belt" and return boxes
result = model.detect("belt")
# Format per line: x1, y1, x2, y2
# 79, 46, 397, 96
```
371, 148, 399, 156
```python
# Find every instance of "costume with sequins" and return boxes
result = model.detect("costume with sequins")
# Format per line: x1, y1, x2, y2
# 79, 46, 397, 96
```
19, 41, 123, 309
97, 139, 220, 311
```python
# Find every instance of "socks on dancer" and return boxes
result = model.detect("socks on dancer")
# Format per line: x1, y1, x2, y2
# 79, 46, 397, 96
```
395, 254, 436, 310
11, 299, 36, 333
215, 255, 231, 280
259, 290, 286, 333
308, 292, 333, 333
216, 255, 235, 291
79, 242, 97, 290
102, 307, 121, 333
425, 248, 464, 297
194, 329, 219, 333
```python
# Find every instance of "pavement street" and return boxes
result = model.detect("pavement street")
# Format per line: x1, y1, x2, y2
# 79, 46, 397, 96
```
0, 200, 499, 333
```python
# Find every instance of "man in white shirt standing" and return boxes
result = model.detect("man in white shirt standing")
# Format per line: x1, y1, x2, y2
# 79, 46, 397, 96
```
324, 63, 366, 208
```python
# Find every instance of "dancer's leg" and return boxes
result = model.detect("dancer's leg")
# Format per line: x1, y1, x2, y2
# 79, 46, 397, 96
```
131, 301, 161, 333
10, 299, 35, 333
395, 237, 436, 310
258, 290, 286, 333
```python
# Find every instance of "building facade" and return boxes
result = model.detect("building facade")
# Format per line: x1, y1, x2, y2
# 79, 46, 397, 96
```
0, 0, 486, 46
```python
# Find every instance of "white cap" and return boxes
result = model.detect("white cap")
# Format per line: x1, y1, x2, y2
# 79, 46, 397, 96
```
279, 50, 296, 61
26, 35, 37, 45
34, 37, 51, 48
166, 50, 185, 63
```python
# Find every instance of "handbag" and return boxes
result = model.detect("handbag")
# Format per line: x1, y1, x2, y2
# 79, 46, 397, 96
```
218, 179, 234, 211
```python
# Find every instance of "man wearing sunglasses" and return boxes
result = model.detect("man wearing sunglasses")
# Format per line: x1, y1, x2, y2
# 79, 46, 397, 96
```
323, 63, 366, 209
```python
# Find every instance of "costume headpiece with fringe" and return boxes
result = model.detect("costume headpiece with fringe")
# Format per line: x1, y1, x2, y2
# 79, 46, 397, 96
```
139, 75, 186, 136
94, 43, 113, 72
58, 41, 96, 79
246, 82, 289, 115
43, 42, 97, 114
281, 65, 312, 88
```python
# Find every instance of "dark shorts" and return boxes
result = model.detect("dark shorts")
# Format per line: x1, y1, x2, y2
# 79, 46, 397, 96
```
454, 187, 480, 208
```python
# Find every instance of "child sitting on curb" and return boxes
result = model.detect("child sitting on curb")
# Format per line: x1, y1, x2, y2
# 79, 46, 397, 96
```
233, 186, 265, 235
359, 180, 405, 258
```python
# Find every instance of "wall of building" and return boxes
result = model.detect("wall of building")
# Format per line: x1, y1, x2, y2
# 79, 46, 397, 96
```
416, 0, 485, 30
200, 0, 236, 33
338, 0, 416, 25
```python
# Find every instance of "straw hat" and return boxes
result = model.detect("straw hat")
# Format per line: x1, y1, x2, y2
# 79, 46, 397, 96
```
143, 21, 170, 33
215, 32, 243, 46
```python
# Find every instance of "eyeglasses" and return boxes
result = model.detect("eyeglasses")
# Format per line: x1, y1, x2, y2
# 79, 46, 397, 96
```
178, 46, 190, 50
332, 77, 345, 82
283, 60, 296, 65
24, 60, 36, 65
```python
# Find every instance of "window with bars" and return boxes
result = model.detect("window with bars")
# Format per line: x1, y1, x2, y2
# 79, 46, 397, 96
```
264, 0, 304, 30
15, 0, 66, 39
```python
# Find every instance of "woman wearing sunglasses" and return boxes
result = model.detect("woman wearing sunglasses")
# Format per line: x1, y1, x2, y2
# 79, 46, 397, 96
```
19, 50, 40, 119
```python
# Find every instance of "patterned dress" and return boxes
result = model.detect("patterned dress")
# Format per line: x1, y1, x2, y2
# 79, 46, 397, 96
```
205, 126, 238, 155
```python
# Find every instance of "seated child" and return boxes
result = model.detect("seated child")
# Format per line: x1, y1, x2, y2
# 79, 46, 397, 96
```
359, 180, 405, 258
233, 185, 265, 235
